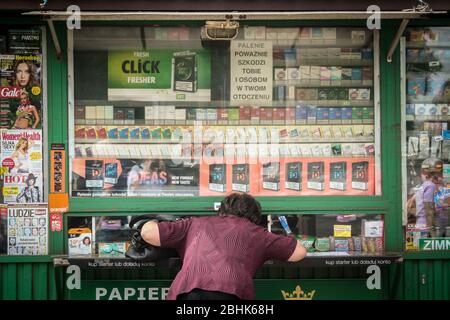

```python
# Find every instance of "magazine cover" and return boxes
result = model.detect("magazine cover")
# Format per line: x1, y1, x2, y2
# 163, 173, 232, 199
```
0, 53, 42, 129
1, 129, 43, 203
7, 204, 48, 255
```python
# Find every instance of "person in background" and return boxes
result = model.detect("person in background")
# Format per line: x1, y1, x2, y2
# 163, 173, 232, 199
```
139, 192, 307, 300
407, 157, 443, 228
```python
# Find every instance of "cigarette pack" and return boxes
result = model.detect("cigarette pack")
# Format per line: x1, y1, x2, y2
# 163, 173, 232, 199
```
418, 131, 430, 159
307, 162, 325, 191
125, 108, 135, 125
311, 144, 323, 157
299, 145, 311, 157
119, 127, 129, 139
260, 108, 273, 124
96, 106, 105, 124
321, 126, 332, 138
75, 127, 86, 139
262, 162, 280, 191
328, 108, 341, 124
341, 68, 352, 85
295, 105, 308, 124
251, 107, 260, 124
341, 108, 353, 124
85, 160, 104, 188
361, 48, 373, 60
196, 108, 206, 121
113, 108, 125, 125
107, 127, 119, 139
362, 67, 373, 85
85, 106, 97, 124
362, 107, 374, 124
287, 67, 300, 80
332, 126, 343, 138
352, 108, 363, 124
145, 106, 154, 124
175, 108, 186, 123
228, 109, 240, 125
316, 107, 329, 124
331, 144, 342, 155
217, 108, 228, 124
321, 144, 332, 156
299, 66, 311, 81
320, 66, 331, 83
74, 106, 86, 124
96, 127, 107, 139
141, 128, 150, 139
285, 162, 302, 191
186, 108, 197, 124
285, 108, 296, 124
232, 164, 250, 192
307, 106, 317, 124
274, 68, 287, 81
273, 108, 286, 124
342, 143, 353, 156
239, 106, 251, 124
86, 127, 97, 139
351, 161, 369, 190
330, 66, 342, 82
408, 77, 427, 96
209, 164, 226, 192
310, 66, 321, 82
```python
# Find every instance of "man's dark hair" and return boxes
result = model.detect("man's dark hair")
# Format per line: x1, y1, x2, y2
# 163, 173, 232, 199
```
217, 193, 261, 224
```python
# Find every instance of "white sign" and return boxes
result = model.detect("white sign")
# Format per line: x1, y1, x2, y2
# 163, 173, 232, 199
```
230, 40, 273, 106
364, 220, 383, 238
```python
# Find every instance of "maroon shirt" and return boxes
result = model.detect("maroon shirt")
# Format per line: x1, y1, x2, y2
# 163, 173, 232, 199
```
158, 215, 297, 300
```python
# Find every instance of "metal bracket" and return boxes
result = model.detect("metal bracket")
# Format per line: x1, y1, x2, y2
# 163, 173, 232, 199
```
46, 19, 62, 60
53, 257, 70, 267
387, 19, 410, 63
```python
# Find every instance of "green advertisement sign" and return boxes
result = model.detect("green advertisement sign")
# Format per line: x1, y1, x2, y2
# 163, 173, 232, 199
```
108, 49, 211, 101
68, 279, 384, 300
419, 238, 450, 251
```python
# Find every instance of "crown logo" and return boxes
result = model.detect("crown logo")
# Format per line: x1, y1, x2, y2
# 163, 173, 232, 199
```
281, 285, 316, 300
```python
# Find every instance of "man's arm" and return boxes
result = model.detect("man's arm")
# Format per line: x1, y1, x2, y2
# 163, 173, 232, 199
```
140, 221, 161, 247
287, 240, 307, 262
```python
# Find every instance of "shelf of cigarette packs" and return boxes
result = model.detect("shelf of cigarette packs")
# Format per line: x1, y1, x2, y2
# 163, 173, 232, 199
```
271, 214, 385, 255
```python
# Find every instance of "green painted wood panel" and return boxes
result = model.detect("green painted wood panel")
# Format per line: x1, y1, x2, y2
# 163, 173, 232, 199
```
403, 259, 450, 300
0, 262, 57, 300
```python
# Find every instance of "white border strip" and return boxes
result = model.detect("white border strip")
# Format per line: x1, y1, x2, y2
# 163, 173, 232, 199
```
42, 25, 49, 202
374, 29, 382, 196
67, 29, 74, 197
400, 37, 407, 225
22, 10, 439, 20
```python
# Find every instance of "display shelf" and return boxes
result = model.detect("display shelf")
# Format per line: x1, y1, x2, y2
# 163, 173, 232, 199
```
273, 81, 373, 87
74, 137, 374, 145
53, 252, 402, 269
273, 59, 372, 67
406, 42, 450, 48
405, 115, 450, 121
75, 120, 375, 127
273, 42, 369, 49
272, 100, 373, 107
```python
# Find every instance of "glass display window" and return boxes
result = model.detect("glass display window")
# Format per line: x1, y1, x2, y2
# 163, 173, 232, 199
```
402, 27, 450, 251
67, 215, 133, 257
269, 214, 385, 255
69, 26, 381, 199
